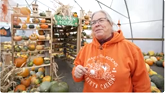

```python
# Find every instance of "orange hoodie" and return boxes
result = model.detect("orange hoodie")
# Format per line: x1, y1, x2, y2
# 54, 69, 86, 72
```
72, 30, 151, 92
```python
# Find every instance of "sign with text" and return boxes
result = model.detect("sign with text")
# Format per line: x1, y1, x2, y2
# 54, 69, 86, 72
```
54, 15, 78, 26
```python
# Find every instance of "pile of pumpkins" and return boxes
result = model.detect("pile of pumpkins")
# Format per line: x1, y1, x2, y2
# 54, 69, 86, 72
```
14, 56, 50, 68
144, 51, 164, 92
145, 63, 164, 92
9, 67, 69, 92
143, 51, 164, 67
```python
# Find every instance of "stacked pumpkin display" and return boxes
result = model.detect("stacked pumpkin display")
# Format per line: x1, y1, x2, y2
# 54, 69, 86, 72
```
11, 67, 69, 92
144, 51, 164, 92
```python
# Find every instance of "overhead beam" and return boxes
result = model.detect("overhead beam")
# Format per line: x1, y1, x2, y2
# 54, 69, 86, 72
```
124, 0, 133, 42
95, 0, 128, 19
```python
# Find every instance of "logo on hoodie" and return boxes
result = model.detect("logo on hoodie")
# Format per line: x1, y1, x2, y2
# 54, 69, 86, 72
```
85, 54, 118, 90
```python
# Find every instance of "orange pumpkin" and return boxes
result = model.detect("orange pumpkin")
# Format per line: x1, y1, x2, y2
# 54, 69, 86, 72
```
42, 76, 51, 82
14, 84, 26, 92
28, 43, 36, 51
14, 57, 27, 67
20, 7, 31, 15
41, 19, 46, 23
21, 78, 31, 87
40, 24, 48, 29
145, 59, 154, 66
38, 67, 45, 72
33, 57, 44, 65
14, 36, 22, 41
18, 68, 30, 77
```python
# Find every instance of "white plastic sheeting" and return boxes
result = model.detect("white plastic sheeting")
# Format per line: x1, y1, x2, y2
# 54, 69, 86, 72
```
0, 0, 164, 53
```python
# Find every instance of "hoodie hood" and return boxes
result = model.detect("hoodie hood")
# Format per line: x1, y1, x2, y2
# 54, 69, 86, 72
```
92, 30, 125, 47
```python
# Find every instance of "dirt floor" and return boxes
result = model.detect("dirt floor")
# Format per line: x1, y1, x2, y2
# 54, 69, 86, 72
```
55, 58, 164, 92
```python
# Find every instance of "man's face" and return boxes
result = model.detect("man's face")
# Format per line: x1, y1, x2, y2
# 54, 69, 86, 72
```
91, 12, 112, 40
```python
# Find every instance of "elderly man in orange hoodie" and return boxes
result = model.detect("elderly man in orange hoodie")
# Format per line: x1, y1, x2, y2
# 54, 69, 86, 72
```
72, 10, 151, 92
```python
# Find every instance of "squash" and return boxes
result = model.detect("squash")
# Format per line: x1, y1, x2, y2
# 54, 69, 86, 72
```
29, 25, 35, 29
50, 81, 69, 92
29, 33, 38, 40
145, 63, 150, 72
39, 12, 46, 16
22, 36, 29, 40
36, 45, 44, 50
155, 61, 163, 67
85, 20, 89, 25
149, 69, 157, 75
20, 7, 31, 15
14, 84, 26, 92
22, 46, 28, 52
33, 57, 44, 65
13, 25, 21, 28
18, 68, 30, 77
14, 36, 22, 41
28, 43, 36, 51
39, 81, 51, 92
21, 78, 31, 87
14, 57, 27, 67
22, 24, 27, 29
40, 24, 48, 29
14, 45, 22, 52
36, 71, 44, 78
150, 74, 164, 89
42, 76, 51, 82
38, 35, 45, 40
27, 60, 33, 67
32, 18, 40, 23
150, 56, 158, 63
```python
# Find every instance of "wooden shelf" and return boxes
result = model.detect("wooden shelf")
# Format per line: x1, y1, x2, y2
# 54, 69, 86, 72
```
14, 50, 49, 53
13, 14, 52, 18
18, 64, 51, 69
13, 28, 51, 30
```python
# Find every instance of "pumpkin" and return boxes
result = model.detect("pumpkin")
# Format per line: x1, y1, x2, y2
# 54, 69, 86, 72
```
31, 75, 37, 84
41, 19, 46, 23
73, 12, 78, 17
148, 51, 155, 56
14, 57, 27, 67
14, 84, 26, 92
21, 78, 31, 87
150, 56, 158, 63
29, 33, 38, 40
36, 45, 44, 50
20, 7, 31, 15
32, 18, 40, 23
145, 58, 154, 66
50, 81, 69, 92
150, 74, 164, 89
42, 76, 51, 82
22, 36, 29, 40
39, 12, 46, 16
145, 63, 150, 72
155, 61, 163, 67
14, 36, 22, 41
39, 81, 51, 92
18, 68, 30, 77
28, 43, 36, 51
38, 67, 45, 73
22, 24, 27, 29
38, 30, 45, 35
33, 57, 44, 65
38, 35, 45, 40
40, 24, 48, 29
